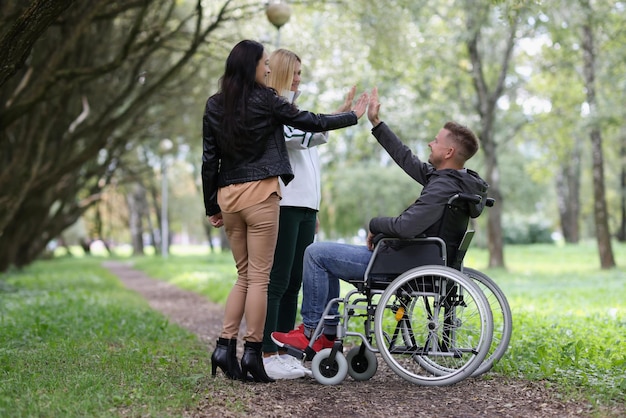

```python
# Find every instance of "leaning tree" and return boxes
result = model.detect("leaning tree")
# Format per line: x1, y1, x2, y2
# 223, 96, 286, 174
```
0, 0, 263, 271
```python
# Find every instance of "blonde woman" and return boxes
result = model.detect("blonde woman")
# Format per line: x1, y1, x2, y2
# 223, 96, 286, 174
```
261, 49, 356, 379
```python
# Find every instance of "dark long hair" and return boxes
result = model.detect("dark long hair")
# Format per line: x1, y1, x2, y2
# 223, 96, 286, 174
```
218, 40, 265, 152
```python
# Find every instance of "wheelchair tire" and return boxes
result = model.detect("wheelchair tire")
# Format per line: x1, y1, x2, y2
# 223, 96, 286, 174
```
311, 348, 348, 385
346, 346, 378, 381
374, 265, 493, 386
463, 267, 512, 377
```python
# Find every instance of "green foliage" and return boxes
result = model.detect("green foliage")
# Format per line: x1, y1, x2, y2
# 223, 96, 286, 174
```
319, 162, 421, 238
503, 216, 555, 244
0, 258, 212, 417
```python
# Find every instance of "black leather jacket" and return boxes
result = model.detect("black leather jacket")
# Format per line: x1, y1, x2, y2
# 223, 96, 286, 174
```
202, 86, 357, 216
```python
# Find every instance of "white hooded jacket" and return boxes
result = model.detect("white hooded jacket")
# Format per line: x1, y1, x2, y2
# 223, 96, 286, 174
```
279, 126, 327, 210
278, 90, 327, 210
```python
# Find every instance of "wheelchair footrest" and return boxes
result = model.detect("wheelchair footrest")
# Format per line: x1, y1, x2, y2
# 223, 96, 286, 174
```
279, 344, 307, 361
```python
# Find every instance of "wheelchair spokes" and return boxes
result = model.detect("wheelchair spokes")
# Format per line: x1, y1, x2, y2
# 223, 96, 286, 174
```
374, 267, 493, 386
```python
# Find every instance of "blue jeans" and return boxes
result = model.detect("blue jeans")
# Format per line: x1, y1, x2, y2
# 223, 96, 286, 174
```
301, 242, 373, 331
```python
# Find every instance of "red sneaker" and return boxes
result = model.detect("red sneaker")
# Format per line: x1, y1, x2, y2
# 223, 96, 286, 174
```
272, 324, 335, 353
312, 334, 335, 352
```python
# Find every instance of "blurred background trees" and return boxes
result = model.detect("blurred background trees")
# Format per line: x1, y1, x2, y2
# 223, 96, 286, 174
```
1, 0, 624, 272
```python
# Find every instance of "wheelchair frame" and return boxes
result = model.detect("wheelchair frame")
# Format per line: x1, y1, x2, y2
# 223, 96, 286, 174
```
291, 194, 511, 386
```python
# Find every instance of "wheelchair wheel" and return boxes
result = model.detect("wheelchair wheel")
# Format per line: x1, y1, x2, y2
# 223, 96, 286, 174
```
311, 348, 348, 385
346, 346, 378, 381
463, 267, 512, 377
374, 265, 493, 386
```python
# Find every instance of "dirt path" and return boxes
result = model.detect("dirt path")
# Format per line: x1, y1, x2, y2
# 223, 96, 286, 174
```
103, 261, 618, 418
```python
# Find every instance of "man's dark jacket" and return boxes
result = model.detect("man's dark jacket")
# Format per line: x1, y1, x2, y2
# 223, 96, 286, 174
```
368, 122, 489, 239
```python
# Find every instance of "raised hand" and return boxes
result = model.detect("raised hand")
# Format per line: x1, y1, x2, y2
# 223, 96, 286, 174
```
351, 91, 369, 119
367, 87, 381, 127
335, 85, 357, 113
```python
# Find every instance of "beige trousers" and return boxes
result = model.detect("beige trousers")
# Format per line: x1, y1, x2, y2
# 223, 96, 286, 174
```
220, 193, 280, 342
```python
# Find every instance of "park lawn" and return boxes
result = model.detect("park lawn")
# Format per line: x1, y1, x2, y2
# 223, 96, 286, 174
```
465, 243, 626, 404
1, 242, 624, 416
134, 242, 626, 406
0, 258, 216, 417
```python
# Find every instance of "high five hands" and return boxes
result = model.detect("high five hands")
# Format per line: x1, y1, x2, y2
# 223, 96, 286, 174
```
339, 86, 381, 127
350, 89, 369, 119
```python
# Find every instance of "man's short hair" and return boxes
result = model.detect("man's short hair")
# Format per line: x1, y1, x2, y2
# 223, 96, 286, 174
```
444, 121, 479, 161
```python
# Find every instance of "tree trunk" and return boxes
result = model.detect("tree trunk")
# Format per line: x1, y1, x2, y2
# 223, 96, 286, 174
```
202, 218, 215, 253
0, 1, 256, 272
93, 202, 112, 256
617, 133, 626, 242
581, 15, 615, 269
148, 179, 162, 254
0, 0, 77, 88
556, 143, 581, 243
220, 228, 231, 252
126, 183, 146, 256
464, 4, 518, 268
482, 136, 505, 268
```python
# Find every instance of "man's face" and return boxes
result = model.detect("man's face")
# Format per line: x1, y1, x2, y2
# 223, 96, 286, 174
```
428, 128, 453, 168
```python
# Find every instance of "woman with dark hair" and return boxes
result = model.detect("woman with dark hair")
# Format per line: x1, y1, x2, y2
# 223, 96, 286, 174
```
202, 40, 367, 383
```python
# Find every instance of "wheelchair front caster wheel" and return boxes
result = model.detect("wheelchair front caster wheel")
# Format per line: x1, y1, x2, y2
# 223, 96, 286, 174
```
346, 346, 378, 381
311, 348, 348, 385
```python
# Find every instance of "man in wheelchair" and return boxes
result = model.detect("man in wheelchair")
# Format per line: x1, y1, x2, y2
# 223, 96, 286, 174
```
272, 87, 489, 357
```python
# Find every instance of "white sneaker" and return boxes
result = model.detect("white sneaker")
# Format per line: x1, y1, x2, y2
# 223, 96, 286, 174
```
263, 355, 305, 379
280, 354, 312, 378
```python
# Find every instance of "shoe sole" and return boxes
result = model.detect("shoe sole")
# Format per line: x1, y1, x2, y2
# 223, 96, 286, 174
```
271, 335, 307, 351
279, 357, 312, 378
272, 335, 340, 362
266, 371, 305, 380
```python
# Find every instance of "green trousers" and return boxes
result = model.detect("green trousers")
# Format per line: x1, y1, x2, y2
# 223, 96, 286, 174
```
262, 206, 317, 353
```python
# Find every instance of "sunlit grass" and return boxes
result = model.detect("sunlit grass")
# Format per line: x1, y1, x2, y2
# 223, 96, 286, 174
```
131, 250, 236, 304
8, 241, 625, 413
463, 242, 626, 404
0, 258, 213, 417
128, 241, 626, 406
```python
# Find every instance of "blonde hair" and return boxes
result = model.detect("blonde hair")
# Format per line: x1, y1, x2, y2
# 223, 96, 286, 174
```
267, 49, 301, 97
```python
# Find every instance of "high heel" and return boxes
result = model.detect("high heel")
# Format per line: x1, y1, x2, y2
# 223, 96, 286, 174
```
211, 338, 243, 380
240, 341, 275, 383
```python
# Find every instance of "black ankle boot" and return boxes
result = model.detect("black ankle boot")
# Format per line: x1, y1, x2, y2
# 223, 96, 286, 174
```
211, 338, 243, 380
240, 341, 275, 383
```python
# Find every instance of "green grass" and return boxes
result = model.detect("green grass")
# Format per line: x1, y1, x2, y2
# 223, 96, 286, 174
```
129, 243, 626, 407
0, 258, 215, 417
467, 242, 626, 404
2, 242, 625, 416
131, 250, 236, 305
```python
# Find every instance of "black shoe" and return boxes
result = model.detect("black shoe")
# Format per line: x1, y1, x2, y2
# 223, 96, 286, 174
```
240, 341, 275, 383
211, 338, 243, 380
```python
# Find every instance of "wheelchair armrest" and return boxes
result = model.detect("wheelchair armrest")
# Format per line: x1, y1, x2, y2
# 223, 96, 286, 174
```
447, 193, 481, 205
447, 193, 495, 207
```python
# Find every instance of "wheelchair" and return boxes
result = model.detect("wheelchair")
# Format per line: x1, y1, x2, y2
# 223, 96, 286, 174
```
286, 193, 511, 386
